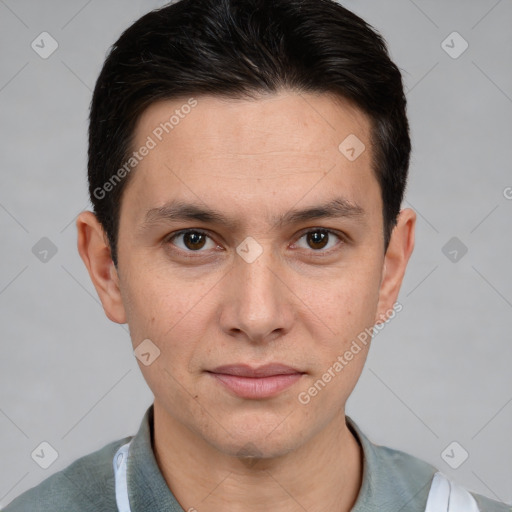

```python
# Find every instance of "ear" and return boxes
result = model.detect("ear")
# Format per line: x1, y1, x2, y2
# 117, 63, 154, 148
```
374, 208, 416, 324
76, 211, 127, 324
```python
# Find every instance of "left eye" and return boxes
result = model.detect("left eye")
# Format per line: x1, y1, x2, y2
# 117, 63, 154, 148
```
293, 229, 342, 252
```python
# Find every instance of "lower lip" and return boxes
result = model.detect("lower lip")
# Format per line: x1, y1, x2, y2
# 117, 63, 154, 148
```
208, 372, 303, 399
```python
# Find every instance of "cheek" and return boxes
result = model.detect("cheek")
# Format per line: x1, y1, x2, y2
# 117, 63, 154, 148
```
291, 262, 381, 409
128, 276, 207, 409
129, 274, 215, 369
303, 262, 382, 342
120, 267, 192, 347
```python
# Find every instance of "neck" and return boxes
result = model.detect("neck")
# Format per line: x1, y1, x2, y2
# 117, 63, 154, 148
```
152, 402, 363, 512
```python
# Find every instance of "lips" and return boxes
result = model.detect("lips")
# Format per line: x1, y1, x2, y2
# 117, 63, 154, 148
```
209, 363, 303, 377
206, 364, 305, 399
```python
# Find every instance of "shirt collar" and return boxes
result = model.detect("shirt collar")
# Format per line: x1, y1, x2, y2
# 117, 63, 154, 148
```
346, 416, 436, 511
127, 404, 184, 512
127, 404, 435, 512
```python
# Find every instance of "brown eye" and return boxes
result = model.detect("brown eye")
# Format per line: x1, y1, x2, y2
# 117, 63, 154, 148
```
167, 230, 216, 252
182, 232, 207, 250
306, 230, 329, 250
294, 229, 343, 252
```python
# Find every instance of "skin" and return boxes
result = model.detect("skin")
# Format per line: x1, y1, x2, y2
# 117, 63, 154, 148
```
77, 91, 415, 512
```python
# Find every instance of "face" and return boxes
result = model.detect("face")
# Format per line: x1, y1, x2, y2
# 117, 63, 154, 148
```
78, 91, 415, 459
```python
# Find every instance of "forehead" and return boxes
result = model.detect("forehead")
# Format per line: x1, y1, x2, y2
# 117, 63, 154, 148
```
120, 91, 380, 230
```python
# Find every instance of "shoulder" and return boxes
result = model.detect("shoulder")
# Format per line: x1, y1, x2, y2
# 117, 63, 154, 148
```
471, 491, 511, 512
374, 444, 511, 511
2, 436, 132, 512
373, 444, 511, 511
347, 416, 438, 510
372, 442, 438, 505
347, 417, 510, 512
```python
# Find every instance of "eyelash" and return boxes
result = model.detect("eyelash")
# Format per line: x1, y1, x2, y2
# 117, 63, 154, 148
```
164, 228, 347, 258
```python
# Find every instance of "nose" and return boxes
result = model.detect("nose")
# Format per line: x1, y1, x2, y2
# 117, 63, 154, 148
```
219, 239, 294, 344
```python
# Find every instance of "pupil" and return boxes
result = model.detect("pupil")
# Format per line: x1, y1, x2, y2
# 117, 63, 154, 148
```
185, 232, 205, 250
308, 231, 328, 250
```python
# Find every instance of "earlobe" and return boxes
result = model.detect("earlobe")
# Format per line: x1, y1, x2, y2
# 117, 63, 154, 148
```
76, 211, 127, 324
374, 208, 416, 325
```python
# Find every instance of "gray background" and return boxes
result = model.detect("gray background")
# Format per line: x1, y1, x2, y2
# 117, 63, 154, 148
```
1, 0, 511, 507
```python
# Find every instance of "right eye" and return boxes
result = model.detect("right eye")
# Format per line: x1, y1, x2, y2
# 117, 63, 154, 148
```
165, 229, 220, 255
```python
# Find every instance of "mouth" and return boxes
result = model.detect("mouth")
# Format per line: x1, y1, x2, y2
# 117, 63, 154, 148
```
206, 364, 305, 399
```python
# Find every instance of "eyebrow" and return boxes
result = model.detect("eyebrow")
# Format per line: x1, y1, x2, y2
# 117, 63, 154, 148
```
138, 196, 366, 233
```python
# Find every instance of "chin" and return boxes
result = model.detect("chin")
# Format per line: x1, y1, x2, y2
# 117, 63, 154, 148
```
199, 415, 303, 461
214, 435, 298, 462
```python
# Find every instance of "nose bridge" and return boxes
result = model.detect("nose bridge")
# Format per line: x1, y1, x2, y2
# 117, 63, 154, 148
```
225, 236, 290, 340
237, 237, 281, 308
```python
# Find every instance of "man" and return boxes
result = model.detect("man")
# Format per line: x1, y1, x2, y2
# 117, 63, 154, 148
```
4, 0, 509, 511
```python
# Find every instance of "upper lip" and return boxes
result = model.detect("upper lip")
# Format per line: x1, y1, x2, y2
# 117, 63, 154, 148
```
208, 364, 304, 377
